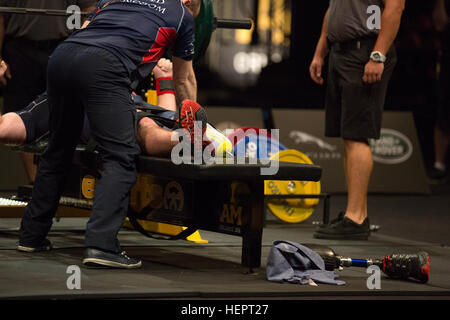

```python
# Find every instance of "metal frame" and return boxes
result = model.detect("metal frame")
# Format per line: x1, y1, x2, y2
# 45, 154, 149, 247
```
264, 193, 331, 225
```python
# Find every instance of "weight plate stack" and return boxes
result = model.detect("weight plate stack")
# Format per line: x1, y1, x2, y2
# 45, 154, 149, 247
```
264, 150, 321, 223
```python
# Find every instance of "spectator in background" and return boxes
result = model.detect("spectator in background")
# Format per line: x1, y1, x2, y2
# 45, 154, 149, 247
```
309, 0, 405, 240
430, 0, 450, 183
0, 0, 97, 183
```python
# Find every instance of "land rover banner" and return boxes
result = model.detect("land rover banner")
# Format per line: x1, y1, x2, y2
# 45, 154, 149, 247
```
272, 109, 430, 194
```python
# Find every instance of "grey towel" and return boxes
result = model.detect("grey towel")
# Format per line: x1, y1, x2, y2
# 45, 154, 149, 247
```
266, 240, 345, 286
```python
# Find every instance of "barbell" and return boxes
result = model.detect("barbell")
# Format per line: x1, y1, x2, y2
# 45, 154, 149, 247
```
0, 0, 252, 60
226, 128, 322, 224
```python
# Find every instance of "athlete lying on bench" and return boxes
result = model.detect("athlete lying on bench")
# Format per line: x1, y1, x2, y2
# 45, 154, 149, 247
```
0, 59, 225, 158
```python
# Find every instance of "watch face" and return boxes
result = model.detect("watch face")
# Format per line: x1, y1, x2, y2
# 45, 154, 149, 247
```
371, 52, 384, 62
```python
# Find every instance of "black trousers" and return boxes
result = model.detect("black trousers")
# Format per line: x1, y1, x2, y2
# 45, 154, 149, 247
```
1, 37, 62, 113
19, 42, 141, 253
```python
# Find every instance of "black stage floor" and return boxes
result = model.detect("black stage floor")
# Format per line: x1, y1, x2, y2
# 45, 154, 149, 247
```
0, 183, 449, 301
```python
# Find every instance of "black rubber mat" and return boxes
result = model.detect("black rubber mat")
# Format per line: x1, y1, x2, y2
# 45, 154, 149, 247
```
0, 220, 449, 300
1, 183, 449, 300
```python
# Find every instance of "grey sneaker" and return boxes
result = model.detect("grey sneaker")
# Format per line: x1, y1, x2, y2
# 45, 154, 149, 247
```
82, 248, 142, 269
17, 239, 52, 252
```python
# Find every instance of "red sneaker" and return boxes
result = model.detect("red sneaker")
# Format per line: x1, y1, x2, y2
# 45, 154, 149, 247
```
176, 100, 208, 146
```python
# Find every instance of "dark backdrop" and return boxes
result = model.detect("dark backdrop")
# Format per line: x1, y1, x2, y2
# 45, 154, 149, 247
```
196, 1, 444, 168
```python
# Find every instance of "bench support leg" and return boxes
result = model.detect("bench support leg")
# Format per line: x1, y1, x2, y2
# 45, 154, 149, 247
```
323, 194, 331, 225
241, 182, 264, 271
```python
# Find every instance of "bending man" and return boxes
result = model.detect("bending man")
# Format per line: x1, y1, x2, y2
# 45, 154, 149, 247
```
17, 0, 204, 269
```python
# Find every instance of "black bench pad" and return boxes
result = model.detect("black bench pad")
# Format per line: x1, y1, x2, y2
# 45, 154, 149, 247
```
137, 156, 322, 182
11, 142, 322, 182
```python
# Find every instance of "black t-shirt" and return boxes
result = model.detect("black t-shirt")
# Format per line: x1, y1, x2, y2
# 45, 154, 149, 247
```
66, 0, 195, 86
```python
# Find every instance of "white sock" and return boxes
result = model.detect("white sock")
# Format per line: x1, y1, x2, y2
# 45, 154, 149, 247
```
434, 162, 446, 171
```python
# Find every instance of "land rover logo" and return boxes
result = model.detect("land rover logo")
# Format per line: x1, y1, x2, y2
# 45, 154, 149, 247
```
370, 129, 413, 164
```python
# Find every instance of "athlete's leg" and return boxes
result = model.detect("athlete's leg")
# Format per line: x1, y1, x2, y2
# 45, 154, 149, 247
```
1, 94, 51, 182
0, 108, 32, 184
0, 112, 27, 145
135, 58, 210, 157
21, 154, 37, 183
137, 116, 179, 157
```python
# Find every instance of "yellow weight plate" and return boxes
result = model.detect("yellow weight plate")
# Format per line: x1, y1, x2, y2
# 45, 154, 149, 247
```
81, 175, 96, 200
265, 150, 321, 223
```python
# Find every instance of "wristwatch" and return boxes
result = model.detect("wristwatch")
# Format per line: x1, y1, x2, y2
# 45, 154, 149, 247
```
370, 51, 387, 63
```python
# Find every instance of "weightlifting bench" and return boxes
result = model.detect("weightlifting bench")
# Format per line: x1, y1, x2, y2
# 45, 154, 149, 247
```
10, 142, 322, 271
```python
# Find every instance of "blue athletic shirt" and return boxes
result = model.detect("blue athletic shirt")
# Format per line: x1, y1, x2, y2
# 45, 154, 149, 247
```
66, 0, 195, 88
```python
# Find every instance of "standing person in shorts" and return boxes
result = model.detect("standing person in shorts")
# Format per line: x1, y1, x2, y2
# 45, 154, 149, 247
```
309, 0, 405, 240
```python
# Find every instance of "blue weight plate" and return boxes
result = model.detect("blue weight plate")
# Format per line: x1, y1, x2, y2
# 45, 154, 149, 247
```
233, 135, 287, 159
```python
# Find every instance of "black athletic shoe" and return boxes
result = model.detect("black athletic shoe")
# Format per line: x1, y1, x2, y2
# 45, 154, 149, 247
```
382, 251, 430, 283
319, 212, 345, 228
82, 248, 142, 269
17, 238, 52, 252
314, 215, 370, 240
428, 167, 447, 184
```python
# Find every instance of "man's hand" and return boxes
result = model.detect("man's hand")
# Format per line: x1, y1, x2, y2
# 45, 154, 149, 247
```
310, 57, 325, 85
153, 58, 173, 79
0, 60, 11, 85
363, 60, 384, 84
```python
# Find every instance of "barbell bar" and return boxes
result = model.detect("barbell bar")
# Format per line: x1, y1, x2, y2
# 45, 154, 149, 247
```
0, 2, 252, 61
0, 6, 252, 30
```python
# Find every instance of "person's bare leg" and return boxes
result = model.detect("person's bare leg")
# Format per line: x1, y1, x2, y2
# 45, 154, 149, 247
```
343, 139, 373, 225
20, 153, 37, 183
0, 112, 27, 145
137, 116, 178, 157
0, 112, 36, 182
434, 126, 449, 169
